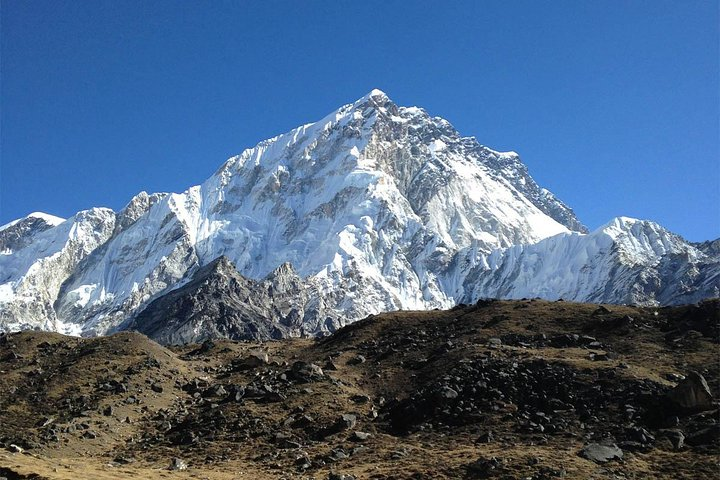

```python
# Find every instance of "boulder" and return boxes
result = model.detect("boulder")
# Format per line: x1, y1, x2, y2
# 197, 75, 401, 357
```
351, 431, 372, 441
579, 443, 623, 463
288, 361, 325, 382
233, 350, 269, 370
169, 457, 188, 471
666, 371, 714, 412
685, 424, 720, 447
659, 429, 685, 450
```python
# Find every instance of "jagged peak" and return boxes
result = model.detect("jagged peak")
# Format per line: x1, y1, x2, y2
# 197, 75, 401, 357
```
335, 88, 395, 120
356, 88, 390, 104
70, 207, 116, 223
0, 212, 65, 232
182, 256, 248, 288
128, 191, 150, 202
27, 212, 65, 225
593, 216, 690, 260
216, 90, 402, 177
121, 191, 167, 209
116, 191, 167, 230
203, 255, 237, 272
369, 88, 388, 98
265, 261, 298, 280
323, 89, 396, 124
597, 216, 655, 234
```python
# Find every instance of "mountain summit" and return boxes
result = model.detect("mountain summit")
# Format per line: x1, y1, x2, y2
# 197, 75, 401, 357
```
0, 91, 717, 341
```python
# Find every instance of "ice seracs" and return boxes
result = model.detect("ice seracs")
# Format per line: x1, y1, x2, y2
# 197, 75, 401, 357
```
0, 90, 717, 342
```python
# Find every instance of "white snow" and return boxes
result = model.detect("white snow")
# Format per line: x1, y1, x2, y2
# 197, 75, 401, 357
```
461, 215, 702, 305
428, 139, 447, 153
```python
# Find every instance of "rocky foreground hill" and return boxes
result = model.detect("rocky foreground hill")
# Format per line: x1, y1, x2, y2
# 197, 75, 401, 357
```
0, 299, 718, 479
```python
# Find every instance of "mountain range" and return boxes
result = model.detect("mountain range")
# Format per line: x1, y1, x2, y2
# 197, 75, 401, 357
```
1, 90, 717, 342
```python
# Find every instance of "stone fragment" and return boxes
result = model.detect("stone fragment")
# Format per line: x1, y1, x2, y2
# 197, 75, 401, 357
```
169, 457, 188, 471
666, 371, 714, 412
659, 429, 684, 450
579, 443, 623, 463
352, 431, 371, 441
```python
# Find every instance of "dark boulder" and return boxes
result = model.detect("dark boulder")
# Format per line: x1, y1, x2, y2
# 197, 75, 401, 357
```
579, 443, 623, 463
666, 371, 714, 413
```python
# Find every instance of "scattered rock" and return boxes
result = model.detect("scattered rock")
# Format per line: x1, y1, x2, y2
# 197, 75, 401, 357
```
666, 371, 714, 412
289, 361, 324, 382
685, 424, 720, 447
0, 299, 717, 477
625, 426, 654, 444
351, 431, 371, 441
390, 448, 410, 460
324, 359, 339, 371
659, 429, 685, 450
339, 414, 357, 429
439, 386, 459, 399
169, 457, 188, 471
467, 456, 502, 475
579, 443, 623, 463
189, 339, 215, 356
321, 414, 358, 438
294, 453, 312, 470
233, 350, 269, 370
347, 354, 366, 365
350, 394, 370, 404
150, 383, 164, 393
328, 473, 356, 480
8, 444, 23, 453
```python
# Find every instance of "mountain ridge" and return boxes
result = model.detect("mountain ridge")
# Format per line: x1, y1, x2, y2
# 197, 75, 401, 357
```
0, 90, 717, 342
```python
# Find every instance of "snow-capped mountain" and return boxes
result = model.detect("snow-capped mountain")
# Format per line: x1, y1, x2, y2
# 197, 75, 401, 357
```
462, 217, 719, 306
0, 209, 116, 333
0, 90, 717, 342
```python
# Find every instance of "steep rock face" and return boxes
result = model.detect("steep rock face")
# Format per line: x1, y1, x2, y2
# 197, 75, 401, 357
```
126, 256, 343, 344
478, 152, 587, 233
693, 239, 720, 257
113, 191, 168, 235
462, 217, 720, 305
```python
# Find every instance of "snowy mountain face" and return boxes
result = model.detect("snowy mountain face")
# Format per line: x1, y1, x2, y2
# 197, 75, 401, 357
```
0, 90, 717, 342
0, 209, 116, 334
462, 217, 719, 306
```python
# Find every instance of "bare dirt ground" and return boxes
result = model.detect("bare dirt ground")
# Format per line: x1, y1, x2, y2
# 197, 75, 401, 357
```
0, 299, 717, 479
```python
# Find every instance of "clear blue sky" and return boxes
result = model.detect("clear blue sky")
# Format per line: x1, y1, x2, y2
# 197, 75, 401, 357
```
1, 1, 718, 241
